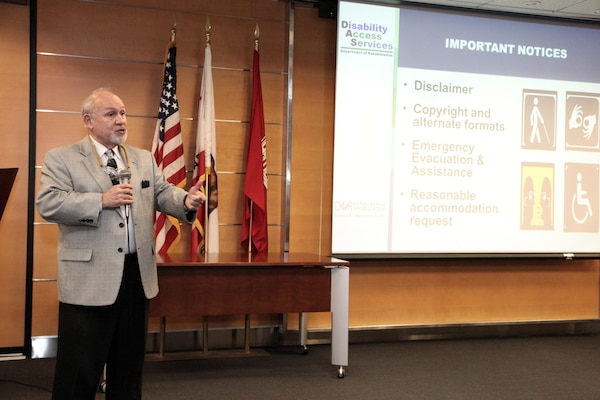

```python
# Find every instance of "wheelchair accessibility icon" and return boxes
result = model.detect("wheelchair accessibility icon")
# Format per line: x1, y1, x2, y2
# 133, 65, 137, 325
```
571, 172, 594, 225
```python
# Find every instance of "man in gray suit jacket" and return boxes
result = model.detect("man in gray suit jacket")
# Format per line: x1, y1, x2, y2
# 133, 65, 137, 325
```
36, 88, 206, 400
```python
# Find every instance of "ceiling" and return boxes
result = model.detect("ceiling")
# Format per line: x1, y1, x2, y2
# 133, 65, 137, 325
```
303, 0, 600, 22
3, 0, 600, 21
376, 0, 600, 22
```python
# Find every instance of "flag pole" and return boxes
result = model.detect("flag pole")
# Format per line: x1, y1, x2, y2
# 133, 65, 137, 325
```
247, 21, 257, 338
204, 16, 212, 256
248, 202, 253, 255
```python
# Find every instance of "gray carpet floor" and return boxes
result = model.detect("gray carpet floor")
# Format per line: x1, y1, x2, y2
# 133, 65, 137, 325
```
2, 335, 600, 399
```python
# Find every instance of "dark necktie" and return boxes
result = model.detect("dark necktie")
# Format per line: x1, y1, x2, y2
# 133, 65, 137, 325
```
106, 148, 135, 251
105, 149, 119, 185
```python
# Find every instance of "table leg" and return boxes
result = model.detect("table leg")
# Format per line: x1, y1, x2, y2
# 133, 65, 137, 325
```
299, 312, 309, 353
244, 314, 251, 353
330, 266, 349, 377
203, 316, 209, 354
159, 317, 166, 358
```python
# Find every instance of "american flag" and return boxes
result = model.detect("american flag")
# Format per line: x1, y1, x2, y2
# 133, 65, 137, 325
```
152, 41, 186, 254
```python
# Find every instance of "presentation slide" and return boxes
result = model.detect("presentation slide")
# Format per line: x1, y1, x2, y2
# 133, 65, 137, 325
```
332, 1, 600, 257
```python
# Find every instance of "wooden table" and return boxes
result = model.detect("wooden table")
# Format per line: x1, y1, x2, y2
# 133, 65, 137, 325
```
150, 252, 350, 377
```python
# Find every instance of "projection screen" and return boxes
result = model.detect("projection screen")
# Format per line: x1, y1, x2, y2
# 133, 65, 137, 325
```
331, 0, 600, 258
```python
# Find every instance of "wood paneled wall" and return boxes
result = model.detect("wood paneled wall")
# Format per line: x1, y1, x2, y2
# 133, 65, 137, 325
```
1, 0, 599, 352
32, 0, 290, 337
0, 2, 30, 349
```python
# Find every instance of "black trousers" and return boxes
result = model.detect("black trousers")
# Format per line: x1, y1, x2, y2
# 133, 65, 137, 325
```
51, 254, 149, 400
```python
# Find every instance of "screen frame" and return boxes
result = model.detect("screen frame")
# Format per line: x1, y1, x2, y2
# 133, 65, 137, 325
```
331, 0, 600, 259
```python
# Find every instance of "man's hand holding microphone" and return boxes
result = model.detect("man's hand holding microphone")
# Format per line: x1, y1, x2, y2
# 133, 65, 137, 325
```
101, 171, 206, 212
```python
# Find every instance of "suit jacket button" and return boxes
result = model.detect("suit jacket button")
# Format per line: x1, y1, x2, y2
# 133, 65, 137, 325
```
119, 222, 125, 228
118, 248, 124, 253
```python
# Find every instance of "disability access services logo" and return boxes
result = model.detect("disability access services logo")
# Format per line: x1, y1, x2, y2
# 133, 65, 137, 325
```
339, 19, 395, 57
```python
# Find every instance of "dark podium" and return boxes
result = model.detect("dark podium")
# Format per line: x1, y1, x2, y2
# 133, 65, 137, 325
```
0, 168, 18, 221
150, 252, 350, 377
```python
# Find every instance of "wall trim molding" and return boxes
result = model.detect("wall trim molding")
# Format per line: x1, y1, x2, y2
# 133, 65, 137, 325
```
16, 319, 600, 360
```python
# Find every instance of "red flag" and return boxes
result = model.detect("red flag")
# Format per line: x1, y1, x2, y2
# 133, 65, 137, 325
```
192, 43, 219, 254
152, 40, 186, 254
241, 49, 268, 253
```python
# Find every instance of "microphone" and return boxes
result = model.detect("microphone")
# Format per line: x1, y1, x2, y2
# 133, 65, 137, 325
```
118, 169, 132, 219
118, 168, 132, 184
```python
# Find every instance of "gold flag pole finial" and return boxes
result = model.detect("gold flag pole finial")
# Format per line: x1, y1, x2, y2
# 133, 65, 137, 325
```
254, 23, 260, 51
205, 16, 211, 45
170, 18, 176, 43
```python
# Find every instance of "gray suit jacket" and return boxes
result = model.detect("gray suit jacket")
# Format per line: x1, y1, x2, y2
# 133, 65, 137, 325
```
36, 137, 192, 306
